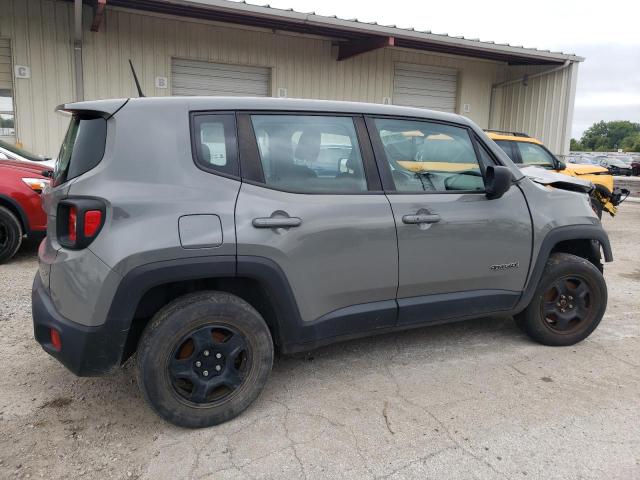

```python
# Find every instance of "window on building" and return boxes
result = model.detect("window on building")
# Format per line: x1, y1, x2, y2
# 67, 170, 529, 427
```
0, 89, 14, 138
250, 115, 368, 193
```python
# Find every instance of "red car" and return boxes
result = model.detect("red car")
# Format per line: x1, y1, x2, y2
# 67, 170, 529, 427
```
0, 159, 52, 263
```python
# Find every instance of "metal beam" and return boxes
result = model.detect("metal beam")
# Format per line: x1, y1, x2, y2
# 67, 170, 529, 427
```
91, 0, 107, 32
337, 36, 394, 61
73, 0, 84, 101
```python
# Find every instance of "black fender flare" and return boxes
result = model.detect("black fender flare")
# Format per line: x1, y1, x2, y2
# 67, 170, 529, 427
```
105, 255, 303, 361
514, 224, 612, 313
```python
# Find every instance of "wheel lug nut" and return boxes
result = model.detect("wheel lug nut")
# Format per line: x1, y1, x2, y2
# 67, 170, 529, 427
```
203, 370, 209, 377
195, 361, 202, 367
569, 304, 573, 309
215, 365, 221, 371
203, 350, 210, 357
216, 353, 222, 359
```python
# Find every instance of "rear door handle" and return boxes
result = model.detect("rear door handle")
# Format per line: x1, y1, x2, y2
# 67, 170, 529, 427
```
402, 213, 441, 225
252, 217, 302, 228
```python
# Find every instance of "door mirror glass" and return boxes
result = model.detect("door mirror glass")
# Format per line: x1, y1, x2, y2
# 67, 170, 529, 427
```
485, 165, 512, 200
556, 160, 566, 170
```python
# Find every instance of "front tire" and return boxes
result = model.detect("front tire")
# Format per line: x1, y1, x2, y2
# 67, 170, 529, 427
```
515, 253, 607, 346
137, 291, 274, 428
0, 206, 23, 264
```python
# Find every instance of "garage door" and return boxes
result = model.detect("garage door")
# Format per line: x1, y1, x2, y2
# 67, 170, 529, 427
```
171, 58, 270, 97
393, 63, 458, 113
0, 38, 15, 143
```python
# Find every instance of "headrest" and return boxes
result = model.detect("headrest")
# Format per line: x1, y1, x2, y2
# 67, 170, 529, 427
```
295, 129, 321, 162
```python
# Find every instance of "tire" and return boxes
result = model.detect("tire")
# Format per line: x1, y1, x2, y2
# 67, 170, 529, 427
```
137, 291, 274, 428
515, 253, 607, 346
589, 195, 603, 219
0, 206, 23, 264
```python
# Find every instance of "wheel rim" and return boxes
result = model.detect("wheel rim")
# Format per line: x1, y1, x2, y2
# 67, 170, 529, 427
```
541, 276, 594, 334
168, 324, 250, 405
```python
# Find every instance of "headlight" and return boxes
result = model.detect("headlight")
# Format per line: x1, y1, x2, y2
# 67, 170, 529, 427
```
21, 177, 50, 194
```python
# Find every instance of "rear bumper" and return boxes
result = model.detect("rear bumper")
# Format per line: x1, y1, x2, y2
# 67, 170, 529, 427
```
32, 274, 126, 376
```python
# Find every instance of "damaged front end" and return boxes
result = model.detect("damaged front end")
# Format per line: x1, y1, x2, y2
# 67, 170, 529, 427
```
521, 167, 629, 217
593, 186, 630, 217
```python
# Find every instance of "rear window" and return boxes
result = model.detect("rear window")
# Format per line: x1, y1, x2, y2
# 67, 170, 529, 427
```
54, 115, 107, 186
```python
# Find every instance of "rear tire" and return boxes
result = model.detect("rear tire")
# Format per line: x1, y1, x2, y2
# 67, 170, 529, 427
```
0, 206, 23, 264
515, 253, 607, 346
137, 291, 274, 428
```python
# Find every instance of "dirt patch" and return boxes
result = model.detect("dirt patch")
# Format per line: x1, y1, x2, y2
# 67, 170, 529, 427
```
40, 397, 73, 409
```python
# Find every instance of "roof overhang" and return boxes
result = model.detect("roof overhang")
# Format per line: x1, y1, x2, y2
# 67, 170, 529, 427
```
84, 0, 584, 65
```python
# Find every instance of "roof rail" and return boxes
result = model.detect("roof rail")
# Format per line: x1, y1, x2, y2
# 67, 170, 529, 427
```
485, 129, 531, 138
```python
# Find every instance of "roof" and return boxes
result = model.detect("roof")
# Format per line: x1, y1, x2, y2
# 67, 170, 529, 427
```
486, 132, 543, 145
62, 96, 472, 124
104, 0, 584, 65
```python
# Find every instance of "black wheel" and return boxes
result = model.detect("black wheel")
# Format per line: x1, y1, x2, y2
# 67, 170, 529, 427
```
137, 291, 273, 428
515, 253, 607, 346
0, 206, 23, 264
589, 195, 603, 219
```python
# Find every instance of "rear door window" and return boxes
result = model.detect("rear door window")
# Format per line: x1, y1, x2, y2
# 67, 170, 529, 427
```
54, 115, 107, 186
250, 115, 368, 193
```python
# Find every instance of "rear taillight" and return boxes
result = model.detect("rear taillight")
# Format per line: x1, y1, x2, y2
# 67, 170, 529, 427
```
57, 199, 106, 249
68, 207, 77, 243
50, 328, 62, 351
83, 210, 102, 237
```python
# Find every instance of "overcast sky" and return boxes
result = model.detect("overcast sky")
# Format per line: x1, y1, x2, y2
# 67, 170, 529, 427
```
243, 0, 640, 139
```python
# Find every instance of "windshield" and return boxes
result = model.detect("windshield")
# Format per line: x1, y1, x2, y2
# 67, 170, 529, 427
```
514, 142, 556, 169
0, 139, 47, 162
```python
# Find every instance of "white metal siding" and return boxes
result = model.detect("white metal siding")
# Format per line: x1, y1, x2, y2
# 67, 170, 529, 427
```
2, 1, 577, 158
393, 63, 457, 112
490, 63, 578, 155
171, 58, 270, 97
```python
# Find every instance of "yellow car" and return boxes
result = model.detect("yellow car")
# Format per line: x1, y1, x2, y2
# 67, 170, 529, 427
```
486, 131, 626, 217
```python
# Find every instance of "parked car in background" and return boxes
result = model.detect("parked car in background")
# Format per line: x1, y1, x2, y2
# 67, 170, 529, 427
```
614, 155, 639, 176
486, 131, 627, 218
566, 155, 600, 166
631, 158, 640, 176
0, 140, 55, 168
0, 159, 51, 263
597, 156, 633, 176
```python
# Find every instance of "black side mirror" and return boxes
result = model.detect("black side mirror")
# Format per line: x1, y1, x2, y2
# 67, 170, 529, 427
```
485, 165, 513, 200
556, 160, 566, 170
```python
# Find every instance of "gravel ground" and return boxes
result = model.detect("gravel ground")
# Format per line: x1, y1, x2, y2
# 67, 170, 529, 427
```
1, 204, 639, 480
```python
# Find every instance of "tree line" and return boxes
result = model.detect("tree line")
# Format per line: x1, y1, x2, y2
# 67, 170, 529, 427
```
571, 120, 640, 152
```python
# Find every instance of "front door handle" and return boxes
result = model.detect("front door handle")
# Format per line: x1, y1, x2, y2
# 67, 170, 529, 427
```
402, 213, 441, 225
252, 217, 302, 228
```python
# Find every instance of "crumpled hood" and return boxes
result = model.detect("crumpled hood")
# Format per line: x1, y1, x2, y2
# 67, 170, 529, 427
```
564, 163, 608, 175
520, 166, 593, 193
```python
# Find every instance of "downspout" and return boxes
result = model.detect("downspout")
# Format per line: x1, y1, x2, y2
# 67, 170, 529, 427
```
488, 60, 571, 129
73, 0, 84, 101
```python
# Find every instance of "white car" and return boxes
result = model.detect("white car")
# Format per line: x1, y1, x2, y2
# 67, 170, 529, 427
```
0, 140, 55, 168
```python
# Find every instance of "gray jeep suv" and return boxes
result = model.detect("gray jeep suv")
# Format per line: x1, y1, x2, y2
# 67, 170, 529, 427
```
32, 97, 611, 428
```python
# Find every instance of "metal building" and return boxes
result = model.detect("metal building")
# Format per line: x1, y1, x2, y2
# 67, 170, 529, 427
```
0, 0, 582, 157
